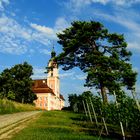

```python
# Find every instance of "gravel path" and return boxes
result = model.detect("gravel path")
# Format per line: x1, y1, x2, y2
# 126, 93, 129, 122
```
0, 111, 41, 129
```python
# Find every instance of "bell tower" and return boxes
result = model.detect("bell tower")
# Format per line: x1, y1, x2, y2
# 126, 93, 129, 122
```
47, 48, 60, 97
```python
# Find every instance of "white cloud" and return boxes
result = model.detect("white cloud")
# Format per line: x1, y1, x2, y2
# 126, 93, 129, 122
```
31, 32, 51, 45
0, 0, 9, 11
30, 23, 56, 40
31, 23, 54, 34
95, 11, 140, 35
75, 0, 140, 6
132, 67, 139, 73
59, 72, 75, 78
60, 71, 86, 81
75, 74, 86, 80
113, 0, 140, 6
55, 17, 70, 32
0, 35, 27, 54
64, 0, 140, 13
39, 49, 51, 55
93, 9, 140, 52
0, 15, 54, 54
30, 17, 70, 40
0, 15, 31, 54
64, 0, 91, 13
32, 67, 46, 79
32, 74, 46, 79
128, 42, 140, 51
33, 67, 46, 74
0, 15, 70, 55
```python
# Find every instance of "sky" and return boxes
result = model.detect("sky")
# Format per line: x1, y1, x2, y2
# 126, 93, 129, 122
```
0, 0, 140, 105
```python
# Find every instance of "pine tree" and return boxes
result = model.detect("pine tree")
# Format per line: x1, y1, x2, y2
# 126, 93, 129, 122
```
56, 21, 137, 103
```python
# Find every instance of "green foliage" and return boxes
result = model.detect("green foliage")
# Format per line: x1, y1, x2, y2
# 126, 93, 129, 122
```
0, 99, 37, 114
0, 62, 37, 103
102, 96, 140, 134
56, 20, 137, 103
68, 91, 102, 114
7, 91, 15, 100
68, 90, 140, 137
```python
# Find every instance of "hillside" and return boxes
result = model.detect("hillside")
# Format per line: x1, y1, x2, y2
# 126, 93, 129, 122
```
11, 111, 115, 140
0, 99, 37, 114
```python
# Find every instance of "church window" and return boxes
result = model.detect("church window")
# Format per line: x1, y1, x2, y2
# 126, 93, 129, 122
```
51, 71, 53, 77
45, 103, 47, 107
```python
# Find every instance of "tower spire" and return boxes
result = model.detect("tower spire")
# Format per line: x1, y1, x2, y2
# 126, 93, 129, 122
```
51, 44, 56, 58
47, 43, 60, 98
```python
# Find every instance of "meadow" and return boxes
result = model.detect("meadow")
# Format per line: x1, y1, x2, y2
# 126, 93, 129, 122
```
0, 99, 37, 114
11, 111, 114, 140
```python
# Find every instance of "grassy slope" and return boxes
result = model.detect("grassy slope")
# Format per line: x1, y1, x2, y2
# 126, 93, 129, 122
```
0, 99, 37, 114
11, 111, 113, 140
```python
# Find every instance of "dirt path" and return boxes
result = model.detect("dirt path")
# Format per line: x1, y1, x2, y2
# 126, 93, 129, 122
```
0, 111, 41, 139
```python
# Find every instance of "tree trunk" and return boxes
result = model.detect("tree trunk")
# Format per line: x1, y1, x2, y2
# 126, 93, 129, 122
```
100, 86, 108, 104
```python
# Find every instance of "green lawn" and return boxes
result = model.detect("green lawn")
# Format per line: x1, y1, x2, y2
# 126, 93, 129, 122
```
11, 111, 114, 140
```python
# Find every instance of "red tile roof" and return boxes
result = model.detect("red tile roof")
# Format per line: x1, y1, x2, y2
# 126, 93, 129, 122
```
32, 79, 55, 95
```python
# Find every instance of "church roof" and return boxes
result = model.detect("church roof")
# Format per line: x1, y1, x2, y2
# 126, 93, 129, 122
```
32, 79, 55, 95
60, 94, 65, 101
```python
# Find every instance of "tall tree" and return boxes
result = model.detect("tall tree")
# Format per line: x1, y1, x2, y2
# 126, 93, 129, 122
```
0, 62, 37, 103
56, 21, 137, 103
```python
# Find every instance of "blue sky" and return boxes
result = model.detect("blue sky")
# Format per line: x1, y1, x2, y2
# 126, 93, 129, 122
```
0, 0, 140, 105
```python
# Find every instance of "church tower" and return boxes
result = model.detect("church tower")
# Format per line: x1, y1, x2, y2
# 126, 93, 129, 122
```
47, 49, 60, 97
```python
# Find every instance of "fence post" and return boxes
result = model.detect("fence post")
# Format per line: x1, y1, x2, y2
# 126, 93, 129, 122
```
86, 100, 93, 123
114, 91, 125, 140
89, 97, 99, 127
131, 88, 140, 112
82, 100, 88, 118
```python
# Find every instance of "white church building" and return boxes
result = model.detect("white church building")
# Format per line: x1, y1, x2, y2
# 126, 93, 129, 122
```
32, 50, 64, 110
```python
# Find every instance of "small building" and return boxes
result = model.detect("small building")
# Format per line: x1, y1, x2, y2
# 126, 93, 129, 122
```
32, 50, 64, 110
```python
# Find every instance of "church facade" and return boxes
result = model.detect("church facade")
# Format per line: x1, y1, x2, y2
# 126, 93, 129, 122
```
32, 50, 64, 110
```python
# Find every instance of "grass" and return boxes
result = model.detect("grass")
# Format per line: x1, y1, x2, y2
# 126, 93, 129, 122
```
0, 99, 37, 114
11, 111, 114, 140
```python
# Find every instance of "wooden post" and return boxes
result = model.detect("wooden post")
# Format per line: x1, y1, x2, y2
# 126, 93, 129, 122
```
101, 110, 109, 135
98, 108, 109, 136
113, 91, 125, 140
86, 100, 93, 123
120, 122, 125, 140
98, 92, 109, 135
82, 100, 88, 118
131, 88, 140, 111
89, 97, 99, 127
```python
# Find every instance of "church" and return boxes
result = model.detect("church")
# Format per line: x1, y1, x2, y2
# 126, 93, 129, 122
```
32, 50, 65, 110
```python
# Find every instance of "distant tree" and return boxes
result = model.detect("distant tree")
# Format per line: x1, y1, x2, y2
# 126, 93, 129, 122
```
68, 91, 102, 113
0, 68, 14, 99
56, 21, 137, 103
68, 94, 79, 112
0, 62, 37, 103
